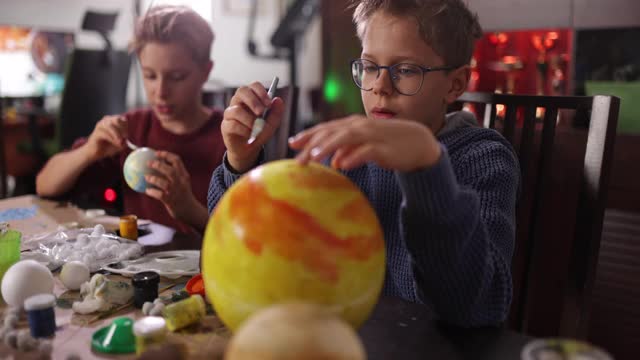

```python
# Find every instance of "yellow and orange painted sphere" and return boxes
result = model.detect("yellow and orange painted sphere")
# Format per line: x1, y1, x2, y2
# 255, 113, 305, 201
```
202, 159, 386, 332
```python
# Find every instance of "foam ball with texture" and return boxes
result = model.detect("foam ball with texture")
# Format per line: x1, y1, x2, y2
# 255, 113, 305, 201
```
225, 303, 366, 360
123, 147, 159, 193
60, 261, 90, 290
203, 159, 386, 332
1, 260, 54, 308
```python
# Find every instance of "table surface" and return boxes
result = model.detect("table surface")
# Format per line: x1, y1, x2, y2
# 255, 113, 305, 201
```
0, 196, 533, 359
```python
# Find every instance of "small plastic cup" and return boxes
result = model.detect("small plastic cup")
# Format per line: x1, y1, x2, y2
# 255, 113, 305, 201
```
521, 338, 614, 360
186, 273, 205, 298
133, 316, 167, 355
92, 317, 136, 354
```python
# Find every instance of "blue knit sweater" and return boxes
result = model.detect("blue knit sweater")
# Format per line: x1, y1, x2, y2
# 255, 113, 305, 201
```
207, 112, 520, 327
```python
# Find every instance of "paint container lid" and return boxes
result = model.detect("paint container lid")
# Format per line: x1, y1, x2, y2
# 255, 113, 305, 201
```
133, 316, 166, 337
92, 317, 136, 354
24, 293, 55, 311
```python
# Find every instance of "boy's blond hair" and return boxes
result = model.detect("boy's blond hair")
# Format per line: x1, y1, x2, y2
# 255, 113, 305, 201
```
351, 0, 482, 67
129, 5, 214, 65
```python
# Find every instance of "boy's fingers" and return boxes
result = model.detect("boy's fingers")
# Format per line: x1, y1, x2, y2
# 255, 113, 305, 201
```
155, 151, 180, 166
224, 105, 257, 130
331, 145, 356, 169
295, 130, 333, 165
145, 188, 164, 202
222, 119, 252, 139
248, 81, 273, 107
230, 86, 266, 116
253, 97, 284, 146
337, 144, 376, 170
145, 174, 169, 192
308, 129, 364, 162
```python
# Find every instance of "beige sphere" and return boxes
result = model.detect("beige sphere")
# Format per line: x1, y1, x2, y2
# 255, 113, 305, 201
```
59, 261, 90, 290
225, 303, 366, 360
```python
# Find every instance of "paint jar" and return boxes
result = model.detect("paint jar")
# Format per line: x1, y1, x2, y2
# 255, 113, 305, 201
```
24, 293, 57, 338
133, 316, 167, 355
132, 271, 160, 308
162, 294, 206, 331
119, 215, 138, 240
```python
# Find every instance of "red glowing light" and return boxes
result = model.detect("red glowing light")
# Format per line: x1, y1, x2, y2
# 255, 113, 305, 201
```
104, 188, 117, 203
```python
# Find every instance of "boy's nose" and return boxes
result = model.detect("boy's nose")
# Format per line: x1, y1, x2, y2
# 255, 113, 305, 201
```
158, 80, 170, 98
372, 69, 394, 96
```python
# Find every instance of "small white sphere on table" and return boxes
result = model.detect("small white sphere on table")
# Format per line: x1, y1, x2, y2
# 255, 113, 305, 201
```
60, 261, 91, 291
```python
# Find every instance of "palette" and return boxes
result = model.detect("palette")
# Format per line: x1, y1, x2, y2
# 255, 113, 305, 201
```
102, 250, 200, 279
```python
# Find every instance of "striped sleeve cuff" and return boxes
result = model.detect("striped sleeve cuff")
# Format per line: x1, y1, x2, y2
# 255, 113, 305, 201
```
222, 149, 266, 188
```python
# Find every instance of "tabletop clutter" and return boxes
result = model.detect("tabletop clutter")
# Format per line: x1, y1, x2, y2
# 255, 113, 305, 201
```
0, 221, 212, 358
0, 217, 370, 359
0, 157, 618, 360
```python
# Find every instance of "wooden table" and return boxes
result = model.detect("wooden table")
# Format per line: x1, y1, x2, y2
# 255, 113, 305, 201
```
1, 196, 533, 359
361, 297, 531, 359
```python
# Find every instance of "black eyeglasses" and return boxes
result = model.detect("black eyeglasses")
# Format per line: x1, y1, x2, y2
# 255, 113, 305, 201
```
350, 58, 457, 96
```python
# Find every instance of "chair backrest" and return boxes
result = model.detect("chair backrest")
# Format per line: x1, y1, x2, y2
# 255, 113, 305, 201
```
457, 92, 620, 338
264, 85, 298, 161
57, 49, 131, 149
0, 99, 6, 199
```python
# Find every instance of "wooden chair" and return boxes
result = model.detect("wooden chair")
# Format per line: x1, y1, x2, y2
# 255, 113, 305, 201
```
264, 85, 298, 161
0, 99, 7, 199
456, 92, 620, 338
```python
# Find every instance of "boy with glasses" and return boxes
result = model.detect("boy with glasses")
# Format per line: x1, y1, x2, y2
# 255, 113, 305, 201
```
209, 0, 519, 327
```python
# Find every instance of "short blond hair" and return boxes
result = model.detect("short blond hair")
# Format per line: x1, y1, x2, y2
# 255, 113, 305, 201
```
129, 5, 214, 65
351, 0, 482, 67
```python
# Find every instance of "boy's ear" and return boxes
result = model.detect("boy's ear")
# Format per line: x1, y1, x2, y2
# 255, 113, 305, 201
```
445, 65, 470, 104
200, 60, 214, 82
205, 60, 214, 78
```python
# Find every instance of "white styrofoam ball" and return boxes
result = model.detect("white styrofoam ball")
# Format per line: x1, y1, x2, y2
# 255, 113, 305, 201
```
16, 329, 37, 352
149, 303, 165, 316
91, 224, 105, 237
82, 254, 95, 265
39, 339, 53, 354
4, 329, 17, 348
142, 302, 154, 315
1, 260, 54, 308
76, 234, 90, 247
4, 314, 18, 329
97, 249, 110, 260
108, 244, 120, 254
59, 261, 91, 291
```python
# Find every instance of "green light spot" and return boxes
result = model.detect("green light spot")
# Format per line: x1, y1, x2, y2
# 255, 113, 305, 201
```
324, 75, 341, 103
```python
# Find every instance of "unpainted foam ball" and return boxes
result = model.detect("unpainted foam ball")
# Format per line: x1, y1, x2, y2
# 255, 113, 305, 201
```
60, 261, 91, 291
1, 260, 54, 308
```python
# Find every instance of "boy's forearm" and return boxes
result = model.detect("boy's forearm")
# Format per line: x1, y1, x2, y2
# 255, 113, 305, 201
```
182, 199, 210, 234
396, 146, 517, 327
36, 145, 96, 197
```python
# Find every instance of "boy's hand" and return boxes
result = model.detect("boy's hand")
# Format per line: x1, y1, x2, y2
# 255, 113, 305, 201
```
221, 82, 285, 173
144, 151, 198, 222
84, 115, 128, 161
289, 115, 442, 172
